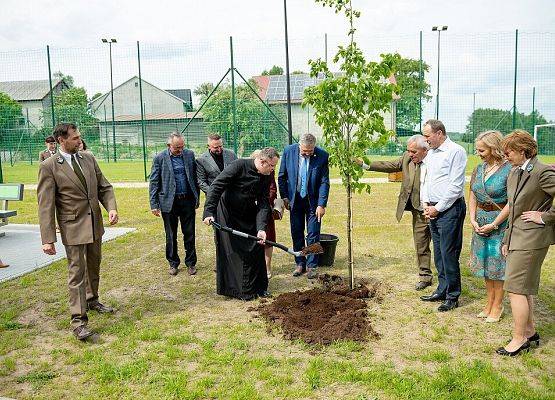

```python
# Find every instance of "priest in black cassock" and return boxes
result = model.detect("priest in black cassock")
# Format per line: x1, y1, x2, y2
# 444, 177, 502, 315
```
203, 147, 280, 300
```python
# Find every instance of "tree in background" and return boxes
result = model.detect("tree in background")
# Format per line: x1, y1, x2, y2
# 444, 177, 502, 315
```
395, 57, 432, 132
194, 82, 215, 100
0, 92, 23, 146
200, 80, 287, 156
261, 65, 284, 76
303, 0, 400, 287
463, 108, 549, 140
42, 80, 99, 140
53, 71, 74, 88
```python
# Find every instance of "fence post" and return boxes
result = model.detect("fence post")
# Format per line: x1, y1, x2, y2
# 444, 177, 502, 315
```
26, 109, 32, 165
531, 86, 536, 134
137, 41, 148, 181
104, 105, 109, 162
512, 29, 518, 129
472, 92, 476, 154
46, 45, 56, 127
419, 30, 423, 133
230, 36, 238, 155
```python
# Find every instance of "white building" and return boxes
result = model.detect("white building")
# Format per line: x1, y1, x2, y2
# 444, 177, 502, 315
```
0, 79, 69, 128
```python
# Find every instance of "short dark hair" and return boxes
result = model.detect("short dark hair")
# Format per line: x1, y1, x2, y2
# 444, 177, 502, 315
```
44, 135, 56, 144
208, 133, 222, 141
424, 119, 446, 136
53, 123, 78, 143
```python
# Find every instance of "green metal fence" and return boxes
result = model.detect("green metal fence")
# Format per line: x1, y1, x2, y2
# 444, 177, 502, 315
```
1, 30, 554, 182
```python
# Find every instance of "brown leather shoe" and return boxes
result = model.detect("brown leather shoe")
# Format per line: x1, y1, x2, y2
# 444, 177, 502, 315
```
415, 281, 432, 291
188, 266, 197, 275
292, 265, 305, 277
73, 325, 95, 341
169, 267, 178, 276
307, 268, 318, 279
87, 301, 114, 313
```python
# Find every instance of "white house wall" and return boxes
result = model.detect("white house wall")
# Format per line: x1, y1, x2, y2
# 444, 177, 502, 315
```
91, 77, 185, 119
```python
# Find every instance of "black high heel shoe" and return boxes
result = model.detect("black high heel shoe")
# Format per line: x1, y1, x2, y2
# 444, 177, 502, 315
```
528, 332, 540, 347
496, 340, 531, 357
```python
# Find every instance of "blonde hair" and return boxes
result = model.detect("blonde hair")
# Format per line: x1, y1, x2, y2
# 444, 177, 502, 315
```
501, 129, 537, 159
475, 130, 504, 162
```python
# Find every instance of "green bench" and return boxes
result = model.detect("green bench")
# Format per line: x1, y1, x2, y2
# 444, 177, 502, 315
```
0, 183, 24, 237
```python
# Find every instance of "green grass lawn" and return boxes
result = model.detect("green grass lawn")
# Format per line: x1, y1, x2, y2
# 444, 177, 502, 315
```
4, 155, 555, 184
0, 184, 553, 399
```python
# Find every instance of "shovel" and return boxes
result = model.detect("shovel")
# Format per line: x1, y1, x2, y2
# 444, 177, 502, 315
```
210, 220, 323, 257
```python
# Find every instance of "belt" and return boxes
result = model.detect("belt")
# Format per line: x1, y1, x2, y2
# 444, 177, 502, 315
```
175, 193, 193, 200
477, 201, 506, 212
428, 197, 463, 208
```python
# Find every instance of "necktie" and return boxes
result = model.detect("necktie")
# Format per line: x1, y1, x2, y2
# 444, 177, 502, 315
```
300, 157, 308, 198
71, 155, 88, 193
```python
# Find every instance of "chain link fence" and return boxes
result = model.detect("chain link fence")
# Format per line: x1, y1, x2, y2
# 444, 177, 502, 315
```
1, 31, 554, 181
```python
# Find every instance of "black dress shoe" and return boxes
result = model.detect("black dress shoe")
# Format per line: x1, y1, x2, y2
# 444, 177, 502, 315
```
87, 301, 114, 313
415, 281, 432, 291
438, 299, 459, 312
259, 290, 272, 298
528, 332, 540, 347
73, 325, 95, 341
420, 293, 446, 302
496, 340, 531, 357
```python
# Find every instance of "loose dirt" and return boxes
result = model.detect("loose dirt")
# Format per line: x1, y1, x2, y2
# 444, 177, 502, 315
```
249, 274, 386, 345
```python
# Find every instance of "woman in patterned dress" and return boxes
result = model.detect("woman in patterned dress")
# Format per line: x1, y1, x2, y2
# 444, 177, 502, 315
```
469, 131, 511, 322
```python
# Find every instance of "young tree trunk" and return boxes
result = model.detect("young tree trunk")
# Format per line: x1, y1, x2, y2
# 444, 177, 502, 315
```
346, 174, 354, 289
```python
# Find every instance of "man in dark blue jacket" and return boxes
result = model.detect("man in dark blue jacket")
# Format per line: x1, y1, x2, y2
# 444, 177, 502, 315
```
149, 132, 200, 276
278, 133, 330, 279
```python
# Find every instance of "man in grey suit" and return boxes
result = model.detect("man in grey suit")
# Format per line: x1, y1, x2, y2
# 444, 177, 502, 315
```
196, 134, 237, 194
358, 135, 432, 290
149, 132, 200, 276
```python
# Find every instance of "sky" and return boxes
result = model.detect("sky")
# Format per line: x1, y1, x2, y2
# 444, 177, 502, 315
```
1, 0, 554, 132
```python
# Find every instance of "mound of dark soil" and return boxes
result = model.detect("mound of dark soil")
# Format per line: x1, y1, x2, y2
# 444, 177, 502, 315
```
250, 274, 385, 345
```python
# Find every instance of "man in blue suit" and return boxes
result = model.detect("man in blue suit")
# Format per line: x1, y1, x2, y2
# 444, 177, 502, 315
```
278, 133, 330, 279
149, 132, 200, 276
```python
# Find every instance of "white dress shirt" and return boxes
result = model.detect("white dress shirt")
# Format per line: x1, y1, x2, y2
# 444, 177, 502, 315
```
422, 137, 467, 212
419, 157, 428, 206
58, 149, 82, 171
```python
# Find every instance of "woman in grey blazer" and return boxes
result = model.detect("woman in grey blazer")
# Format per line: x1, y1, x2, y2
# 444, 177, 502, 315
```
497, 130, 555, 356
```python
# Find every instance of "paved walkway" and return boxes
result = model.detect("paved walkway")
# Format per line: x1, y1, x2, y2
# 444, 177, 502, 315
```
0, 224, 135, 283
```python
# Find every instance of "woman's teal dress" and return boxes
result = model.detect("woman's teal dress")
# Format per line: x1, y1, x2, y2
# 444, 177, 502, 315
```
469, 162, 512, 280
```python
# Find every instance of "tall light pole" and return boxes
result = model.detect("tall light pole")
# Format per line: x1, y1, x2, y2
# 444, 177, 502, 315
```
102, 38, 117, 162
283, 0, 293, 145
432, 25, 447, 119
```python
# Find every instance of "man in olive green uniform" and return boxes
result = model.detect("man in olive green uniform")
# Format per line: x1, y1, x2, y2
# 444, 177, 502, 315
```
358, 134, 432, 290
38, 123, 118, 340
39, 135, 57, 162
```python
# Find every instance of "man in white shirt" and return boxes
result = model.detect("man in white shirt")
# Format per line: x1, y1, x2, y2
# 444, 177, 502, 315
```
358, 135, 432, 290
420, 119, 467, 312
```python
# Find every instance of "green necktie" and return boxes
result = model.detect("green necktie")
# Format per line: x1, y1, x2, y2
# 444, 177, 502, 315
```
71, 154, 88, 192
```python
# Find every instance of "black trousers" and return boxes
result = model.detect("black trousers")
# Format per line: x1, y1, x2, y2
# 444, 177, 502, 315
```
161, 196, 197, 268
429, 197, 466, 301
